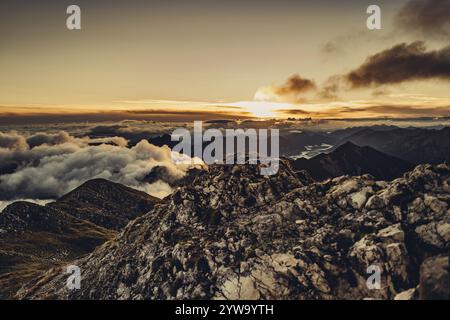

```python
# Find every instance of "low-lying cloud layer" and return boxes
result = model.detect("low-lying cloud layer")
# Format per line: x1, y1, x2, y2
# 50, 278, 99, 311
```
0, 131, 199, 203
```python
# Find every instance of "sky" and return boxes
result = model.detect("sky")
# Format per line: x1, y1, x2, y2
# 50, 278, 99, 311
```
1, 0, 450, 122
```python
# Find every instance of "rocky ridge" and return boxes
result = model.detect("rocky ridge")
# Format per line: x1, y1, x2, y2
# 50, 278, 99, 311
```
49, 178, 159, 230
17, 161, 450, 300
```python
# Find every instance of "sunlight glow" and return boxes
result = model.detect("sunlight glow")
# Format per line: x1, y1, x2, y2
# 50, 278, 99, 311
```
224, 101, 292, 118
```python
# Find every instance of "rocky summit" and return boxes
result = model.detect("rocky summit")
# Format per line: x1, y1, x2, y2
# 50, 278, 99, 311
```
16, 161, 450, 300
49, 178, 160, 230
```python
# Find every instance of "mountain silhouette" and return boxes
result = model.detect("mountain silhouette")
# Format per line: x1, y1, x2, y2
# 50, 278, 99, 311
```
292, 142, 414, 180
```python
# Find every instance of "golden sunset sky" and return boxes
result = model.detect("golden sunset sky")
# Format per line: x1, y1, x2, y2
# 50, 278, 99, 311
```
1, 0, 449, 122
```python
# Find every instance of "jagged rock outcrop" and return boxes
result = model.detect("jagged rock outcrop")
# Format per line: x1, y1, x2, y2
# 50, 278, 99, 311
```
17, 162, 450, 300
49, 179, 160, 230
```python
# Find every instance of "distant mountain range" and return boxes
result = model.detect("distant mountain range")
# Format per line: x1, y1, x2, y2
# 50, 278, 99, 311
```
289, 126, 450, 181
145, 126, 450, 166
0, 179, 159, 299
142, 125, 448, 182
341, 126, 450, 164
292, 142, 414, 181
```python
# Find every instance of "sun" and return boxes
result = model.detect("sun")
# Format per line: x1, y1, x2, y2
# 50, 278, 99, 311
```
245, 103, 277, 118
225, 101, 280, 118
239, 101, 276, 118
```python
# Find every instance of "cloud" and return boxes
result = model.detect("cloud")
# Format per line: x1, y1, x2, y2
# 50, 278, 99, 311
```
87, 124, 186, 147
321, 41, 341, 55
125, 109, 253, 120
26, 131, 77, 148
264, 41, 450, 101
395, 0, 450, 37
320, 0, 450, 60
254, 74, 317, 103
317, 75, 342, 99
275, 104, 450, 119
0, 108, 253, 125
0, 131, 202, 201
272, 74, 317, 95
261, 41, 450, 102
276, 109, 310, 116
346, 41, 450, 88
0, 131, 28, 150
353, 104, 450, 117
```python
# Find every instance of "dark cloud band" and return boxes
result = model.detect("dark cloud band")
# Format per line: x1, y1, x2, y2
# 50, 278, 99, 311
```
395, 0, 450, 36
346, 41, 450, 88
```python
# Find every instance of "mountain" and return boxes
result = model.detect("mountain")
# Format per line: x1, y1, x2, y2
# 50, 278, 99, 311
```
278, 126, 450, 166
49, 179, 160, 230
0, 179, 159, 299
343, 127, 450, 164
146, 130, 339, 159
0, 201, 115, 299
331, 125, 400, 140
292, 142, 414, 181
17, 161, 450, 300
279, 131, 339, 157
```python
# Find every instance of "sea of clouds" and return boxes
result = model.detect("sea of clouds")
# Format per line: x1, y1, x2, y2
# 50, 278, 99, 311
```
0, 130, 201, 209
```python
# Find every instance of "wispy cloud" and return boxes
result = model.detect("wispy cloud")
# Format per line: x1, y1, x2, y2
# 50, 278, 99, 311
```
276, 102, 450, 119
254, 74, 317, 103
395, 0, 450, 37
